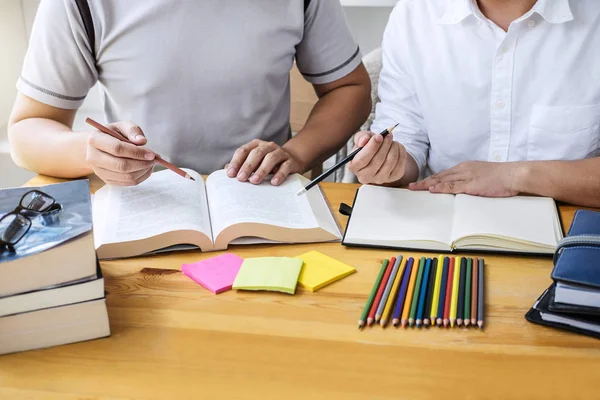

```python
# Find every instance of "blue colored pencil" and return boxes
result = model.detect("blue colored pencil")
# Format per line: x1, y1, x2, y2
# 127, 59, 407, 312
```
415, 258, 432, 328
456, 257, 467, 326
392, 257, 414, 327
436, 257, 450, 327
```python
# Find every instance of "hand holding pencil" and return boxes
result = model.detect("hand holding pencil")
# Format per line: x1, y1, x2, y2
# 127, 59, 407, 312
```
85, 118, 194, 185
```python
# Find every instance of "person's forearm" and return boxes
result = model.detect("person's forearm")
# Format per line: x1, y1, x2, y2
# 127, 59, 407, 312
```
8, 118, 93, 178
283, 83, 371, 172
514, 158, 600, 207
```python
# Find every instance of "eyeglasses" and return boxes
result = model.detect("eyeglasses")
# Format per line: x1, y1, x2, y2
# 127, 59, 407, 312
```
0, 190, 62, 249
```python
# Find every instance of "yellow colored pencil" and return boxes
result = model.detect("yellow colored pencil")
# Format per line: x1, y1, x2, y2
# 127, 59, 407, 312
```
449, 257, 461, 328
381, 257, 407, 327
430, 255, 444, 322
401, 258, 419, 328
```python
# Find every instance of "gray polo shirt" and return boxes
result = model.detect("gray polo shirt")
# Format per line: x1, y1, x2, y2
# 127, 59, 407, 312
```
18, 0, 361, 174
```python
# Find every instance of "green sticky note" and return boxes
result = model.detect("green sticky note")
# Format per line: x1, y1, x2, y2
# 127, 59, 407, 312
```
232, 257, 303, 295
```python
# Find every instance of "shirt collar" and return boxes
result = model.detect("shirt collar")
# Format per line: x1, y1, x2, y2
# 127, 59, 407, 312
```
530, 0, 574, 24
437, 0, 475, 25
437, 0, 574, 26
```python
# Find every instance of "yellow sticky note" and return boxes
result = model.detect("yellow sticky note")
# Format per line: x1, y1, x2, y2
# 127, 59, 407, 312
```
296, 251, 356, 292
232, 257, 303, 295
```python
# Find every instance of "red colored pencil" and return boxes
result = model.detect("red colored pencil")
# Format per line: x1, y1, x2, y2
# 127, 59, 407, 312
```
443, 257, 455, 327
367, 257, 395, 326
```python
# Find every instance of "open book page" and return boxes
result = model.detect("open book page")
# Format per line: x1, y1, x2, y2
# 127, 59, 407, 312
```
205, 170, 320, 240
343, 186, 455, 249
301, 175, 342, 238
451, 194, 561, 249
93, 169, 212, 246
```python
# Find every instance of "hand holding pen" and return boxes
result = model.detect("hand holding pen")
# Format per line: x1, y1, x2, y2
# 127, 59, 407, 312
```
85, 118, 194, 186
297, 124, 399, 195
347, 128, 409, 185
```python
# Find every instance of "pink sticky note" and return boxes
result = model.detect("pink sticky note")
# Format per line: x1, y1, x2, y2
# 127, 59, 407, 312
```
182, 253, 244, 294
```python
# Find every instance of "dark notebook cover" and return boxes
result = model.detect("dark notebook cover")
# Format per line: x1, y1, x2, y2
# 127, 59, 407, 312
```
525, 285, 600, 340
551, 210, 600, 290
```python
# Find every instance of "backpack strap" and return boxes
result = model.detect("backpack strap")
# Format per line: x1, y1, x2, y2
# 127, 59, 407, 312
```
74, 0, 96, 59
304, 0, 311, 12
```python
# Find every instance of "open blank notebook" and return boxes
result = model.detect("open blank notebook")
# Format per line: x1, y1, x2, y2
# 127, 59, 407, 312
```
342, 186, 563, 255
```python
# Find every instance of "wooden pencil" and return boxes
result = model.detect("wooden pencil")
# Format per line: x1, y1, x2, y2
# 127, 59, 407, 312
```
449, 257, 461, 328
430, 255, 444, 325
375, 256, 400, 323
478, 258, 485, 329
381, 257, 406, 327
358, 259, 389, 329
402, 257, 421, 328
416, 258, 432, 328
85, 118, 195, 181
408, 257, 426, 327
443, 257, 455, 327
436, 257, 450, 327
456, 257, 466, 327
423, 258, 437, 326
471, 257, 479, 326
464, 258, 472, 327
367, 259, 392, 327
392, 257, 414, 327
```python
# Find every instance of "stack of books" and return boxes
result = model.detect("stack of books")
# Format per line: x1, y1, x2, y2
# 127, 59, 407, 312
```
0, 180, 110, 355
526, 210, 600, 339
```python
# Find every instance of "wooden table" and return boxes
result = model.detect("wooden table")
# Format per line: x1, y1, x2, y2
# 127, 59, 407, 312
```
1, 176, 599, 400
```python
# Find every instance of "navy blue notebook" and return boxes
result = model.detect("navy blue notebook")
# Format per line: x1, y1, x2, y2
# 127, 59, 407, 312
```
550, 210, 600, 313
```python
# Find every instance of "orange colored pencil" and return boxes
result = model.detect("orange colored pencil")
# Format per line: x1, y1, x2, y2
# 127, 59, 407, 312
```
85, 117, 195, 181
443, 257, 455, 327
400, 257, 419, 328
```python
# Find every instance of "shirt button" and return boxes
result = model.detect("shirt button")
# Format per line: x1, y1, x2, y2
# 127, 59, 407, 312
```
528, 20, 535, 27
496, 100, 506, 109
501, 46, 509, 54
493, 152, 502, 161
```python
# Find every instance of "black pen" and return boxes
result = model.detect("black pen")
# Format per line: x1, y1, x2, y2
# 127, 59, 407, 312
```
296, 124, 399, 196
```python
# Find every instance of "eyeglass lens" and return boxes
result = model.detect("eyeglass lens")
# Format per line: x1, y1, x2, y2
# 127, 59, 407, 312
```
0, 214, 32, 245
20, 191, 55, 212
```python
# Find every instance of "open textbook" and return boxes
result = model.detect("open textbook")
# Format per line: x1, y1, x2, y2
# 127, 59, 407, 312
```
342, 185, 563, 255
92, 169, 341, 259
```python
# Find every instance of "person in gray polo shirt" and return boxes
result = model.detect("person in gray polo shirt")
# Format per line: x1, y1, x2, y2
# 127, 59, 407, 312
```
8, 0, 371, 187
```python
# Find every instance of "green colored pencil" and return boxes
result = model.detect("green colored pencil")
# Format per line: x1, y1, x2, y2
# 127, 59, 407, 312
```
358, 259, 389, 329
409, 257, 426, 327
464, 258, 472, 327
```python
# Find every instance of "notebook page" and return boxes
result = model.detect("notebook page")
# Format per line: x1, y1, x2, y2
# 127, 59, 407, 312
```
344, 186, 455, 245
94, 169, 212, 245
206, 170, 319, 238
451, 195, 559, 247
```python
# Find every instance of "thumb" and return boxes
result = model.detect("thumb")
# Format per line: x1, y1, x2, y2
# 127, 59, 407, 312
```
111, 121, 147, 145
354, 131, 373, 148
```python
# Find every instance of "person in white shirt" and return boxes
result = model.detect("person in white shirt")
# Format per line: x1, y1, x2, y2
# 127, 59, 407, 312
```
348, 0, 600, 207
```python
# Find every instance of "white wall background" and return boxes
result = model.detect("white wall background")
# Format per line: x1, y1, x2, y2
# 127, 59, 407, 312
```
0, 0, 396, 151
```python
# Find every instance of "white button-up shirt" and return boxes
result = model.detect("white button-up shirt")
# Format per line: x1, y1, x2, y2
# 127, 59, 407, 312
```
371, 0, 600, 177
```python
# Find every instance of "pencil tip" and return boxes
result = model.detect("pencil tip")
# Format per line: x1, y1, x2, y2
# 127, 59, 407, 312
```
388, 123, 399, 133
189, 176, 196, 181
296, 187, 307, 196
478, 321, 484, 329
471, 318, 477, 325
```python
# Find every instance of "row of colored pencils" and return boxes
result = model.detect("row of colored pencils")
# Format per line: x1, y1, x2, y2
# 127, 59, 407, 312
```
358, 256, 485, 329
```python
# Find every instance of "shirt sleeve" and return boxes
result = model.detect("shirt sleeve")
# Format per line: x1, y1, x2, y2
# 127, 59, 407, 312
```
295, 0, 362, 85
370, 3, 429, 175
16, 0, 97, 110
